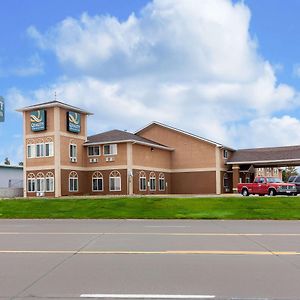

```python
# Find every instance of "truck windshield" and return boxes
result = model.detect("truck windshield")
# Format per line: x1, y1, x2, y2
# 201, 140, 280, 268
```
266, 177, 283, 183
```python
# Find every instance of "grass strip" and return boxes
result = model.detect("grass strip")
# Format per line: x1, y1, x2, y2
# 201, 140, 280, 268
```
0, 196, 300, 219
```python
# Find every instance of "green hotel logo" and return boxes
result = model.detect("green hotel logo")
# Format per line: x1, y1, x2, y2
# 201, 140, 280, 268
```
30, 110, 47, 131
67, 111, 81, 133
0, 96, 4, 122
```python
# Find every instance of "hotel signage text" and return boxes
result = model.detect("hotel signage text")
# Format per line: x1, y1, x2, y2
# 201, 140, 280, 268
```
0, 96, 4, 122
30, 110, 47, 132
67, 111, 81, 133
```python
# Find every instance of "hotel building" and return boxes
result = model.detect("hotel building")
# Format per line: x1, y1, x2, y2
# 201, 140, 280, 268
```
18, 100, 236, 197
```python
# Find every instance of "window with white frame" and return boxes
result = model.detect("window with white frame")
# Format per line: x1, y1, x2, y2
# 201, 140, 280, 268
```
36, 172, 45, 192
223, 173, 230, 189
27, 173, 36, 192
149, 172, 156, 191
69, 143, 77, 160
45, 172, 55, 192
139, 171, 147, 191
158, 173, 165, 191
45, 142, 54, 157
88, 146, 100, 156
27, 144, 35, 158
92, 171, 103, 191
109, 170, 121, 191
36, 143, 45, 158
103, 144, 117, 155
223, 149, 228, 159
69, 171, 78, 192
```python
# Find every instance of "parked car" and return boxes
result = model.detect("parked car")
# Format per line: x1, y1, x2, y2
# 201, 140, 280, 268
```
238, 176, 297, 196
287, 175, 300, 194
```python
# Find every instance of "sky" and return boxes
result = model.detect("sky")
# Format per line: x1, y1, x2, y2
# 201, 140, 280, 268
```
1, 0, 300, 164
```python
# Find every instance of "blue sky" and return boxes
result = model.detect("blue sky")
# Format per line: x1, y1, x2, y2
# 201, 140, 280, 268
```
1, 0, 300, 164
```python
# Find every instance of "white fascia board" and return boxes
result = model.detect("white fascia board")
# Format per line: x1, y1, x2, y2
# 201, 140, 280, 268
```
16, 102, 93, 115
227, 158, 300, 165
135, 121, 233, 149
84, 140, 174, 151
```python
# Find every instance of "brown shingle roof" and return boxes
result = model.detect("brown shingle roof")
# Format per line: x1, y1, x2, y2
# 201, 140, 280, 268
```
85, 129, 173, 150
227, 145, 300, 164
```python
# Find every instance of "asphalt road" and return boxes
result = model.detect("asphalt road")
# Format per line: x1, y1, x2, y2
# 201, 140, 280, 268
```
1, 219, 300, 300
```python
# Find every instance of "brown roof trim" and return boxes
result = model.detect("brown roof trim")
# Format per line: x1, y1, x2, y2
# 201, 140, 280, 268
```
16, 100, 93, 115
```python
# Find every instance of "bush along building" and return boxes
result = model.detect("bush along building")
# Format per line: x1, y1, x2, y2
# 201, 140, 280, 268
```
18, 101, 238, 197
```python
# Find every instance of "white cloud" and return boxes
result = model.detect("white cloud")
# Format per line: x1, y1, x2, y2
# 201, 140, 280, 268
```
20, 0, 300, 148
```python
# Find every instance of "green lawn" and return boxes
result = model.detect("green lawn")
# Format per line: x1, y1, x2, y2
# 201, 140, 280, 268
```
0, 196, 300, 219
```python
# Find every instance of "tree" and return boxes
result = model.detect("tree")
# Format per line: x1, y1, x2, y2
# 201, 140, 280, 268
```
282, 166, 298, 182
4, 157, 10, 165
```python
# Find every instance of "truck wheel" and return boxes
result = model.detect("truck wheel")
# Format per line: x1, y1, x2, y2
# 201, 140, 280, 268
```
268, 189, 276, 196
242, 189, 249, 196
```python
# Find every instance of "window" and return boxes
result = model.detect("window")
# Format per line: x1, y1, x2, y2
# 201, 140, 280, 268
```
223, 173, 230, 189
159, 173, 165, 191
69, 171, 78, 192
36, 172, 45, 192
103, 144, 117, 155
139, 171, 147, 191
27, 173, 36, 192
45, 142, 54, 157
69, 144, 77, 159
88, 146, 100, 156
149, 172, 156, 191
296, 177, 300, 183
259, 177, 266, 184
45, 172, 54, 192
254, 177, 259, 183
36, 143, 45, 157
27, 144, 35, 158
92, 171, 103, 191
223, 149, 228, 159
109, 170, 121, 191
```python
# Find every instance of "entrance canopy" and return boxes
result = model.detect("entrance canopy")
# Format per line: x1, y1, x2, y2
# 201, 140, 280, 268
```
227, 145, 300, 167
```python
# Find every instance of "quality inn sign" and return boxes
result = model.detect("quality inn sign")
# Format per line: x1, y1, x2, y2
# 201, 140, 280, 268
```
0, 96, 4, 122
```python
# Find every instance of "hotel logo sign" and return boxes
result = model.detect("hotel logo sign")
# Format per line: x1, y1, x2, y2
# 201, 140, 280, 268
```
0, 96, 4, 122
30, 110, 47, 132
67, 111, 81, 133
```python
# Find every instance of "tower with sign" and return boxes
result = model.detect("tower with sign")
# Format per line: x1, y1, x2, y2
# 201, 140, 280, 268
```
17, 101, 92, 197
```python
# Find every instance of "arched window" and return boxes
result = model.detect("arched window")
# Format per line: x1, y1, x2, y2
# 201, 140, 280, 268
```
27, 173, 36, 192
36, 172, 45, 192
149, 172, 156, 191
158, 173, 165, 191
109, 170, 121, 191
45, 172, 55, 192
69, 171, 78, 192
139, 171, 147, 191
92, 171, 103, 191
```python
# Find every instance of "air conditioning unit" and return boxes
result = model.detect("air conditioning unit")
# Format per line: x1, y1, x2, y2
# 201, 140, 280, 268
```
70, 157, 77, 163
105, 157, 115, 162
89, 158, 98, 163
36, 192, 45, 197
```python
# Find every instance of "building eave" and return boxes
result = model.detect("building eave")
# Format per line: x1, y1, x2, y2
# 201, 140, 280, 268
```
135, 121, 235, 150
16, 101, 93, 115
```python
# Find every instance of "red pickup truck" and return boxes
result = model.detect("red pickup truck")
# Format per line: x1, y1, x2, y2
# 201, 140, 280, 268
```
238, 176, 297, 196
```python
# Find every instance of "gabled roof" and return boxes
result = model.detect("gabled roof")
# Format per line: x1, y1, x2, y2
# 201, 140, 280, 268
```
16, 100, 93, 115
84, 129, 173, 151
135, 121, 235, 150
227, 145, 300, 165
